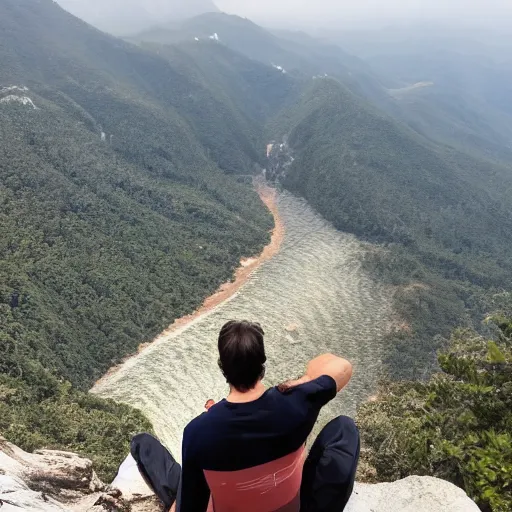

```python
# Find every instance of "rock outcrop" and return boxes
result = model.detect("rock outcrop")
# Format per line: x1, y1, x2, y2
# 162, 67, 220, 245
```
0, 437, 149, 511
346, 476, 480, 512
0, 437, 480, 511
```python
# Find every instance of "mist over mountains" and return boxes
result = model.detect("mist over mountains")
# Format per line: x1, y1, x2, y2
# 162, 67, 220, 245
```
57, 0, 219, 34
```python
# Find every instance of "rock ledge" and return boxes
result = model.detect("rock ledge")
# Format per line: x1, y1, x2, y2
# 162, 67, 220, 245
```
0, 438, 479, 511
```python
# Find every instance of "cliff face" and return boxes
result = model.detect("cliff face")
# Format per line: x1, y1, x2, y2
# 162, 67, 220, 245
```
0, 437, 479, 512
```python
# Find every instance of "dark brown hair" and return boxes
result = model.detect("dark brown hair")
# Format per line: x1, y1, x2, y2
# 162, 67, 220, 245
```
218, 320, 266, 392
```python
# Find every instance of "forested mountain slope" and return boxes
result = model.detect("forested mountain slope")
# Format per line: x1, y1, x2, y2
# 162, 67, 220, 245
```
0, 0, 277, 476
331, 26, 512, 163
0, 0, 278, 388
0, 94, 271, 387
132, 12, 390, 106
275, 78, 512, 375
280, 79, 512, 269
1, 0, 295, 174
138, 40, 298, 173
136, 14, 512, 166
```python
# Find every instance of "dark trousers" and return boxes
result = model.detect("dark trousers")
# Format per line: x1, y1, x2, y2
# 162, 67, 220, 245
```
131, 416, 360, 512
300, 416, 360, 512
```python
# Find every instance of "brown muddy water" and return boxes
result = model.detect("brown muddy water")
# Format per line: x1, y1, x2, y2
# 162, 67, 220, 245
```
92, 191, 392, 461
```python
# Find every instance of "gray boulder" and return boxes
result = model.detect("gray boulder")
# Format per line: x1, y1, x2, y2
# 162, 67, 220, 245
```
346, 476, 480, 512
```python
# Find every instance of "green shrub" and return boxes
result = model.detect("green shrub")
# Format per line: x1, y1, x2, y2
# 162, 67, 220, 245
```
0, 369, 152, 481
358, 317, 512, 512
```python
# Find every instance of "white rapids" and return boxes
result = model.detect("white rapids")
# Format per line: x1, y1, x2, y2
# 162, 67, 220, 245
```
92, 191, 392, 461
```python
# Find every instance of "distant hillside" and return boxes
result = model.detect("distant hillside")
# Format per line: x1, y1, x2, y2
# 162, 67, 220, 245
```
141, 13, 512, 165
137, 39, 298, 173
57, 0, 219, 34
132, 12, 390, 106
330, 26, 512, 164
136, 16, 512, 168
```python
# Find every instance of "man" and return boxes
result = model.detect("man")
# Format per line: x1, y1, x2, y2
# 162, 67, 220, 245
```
130, 320, 359, 512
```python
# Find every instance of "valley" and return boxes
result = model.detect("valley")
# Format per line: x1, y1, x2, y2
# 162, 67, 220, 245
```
1, 1, 511, 508
92, 189, 392, 460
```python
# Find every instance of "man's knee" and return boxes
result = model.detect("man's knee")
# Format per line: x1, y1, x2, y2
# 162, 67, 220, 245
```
319, 415, 359, 441
131, 432, 154, 444
336, 416, 359, 438
131, 433, 155, 456
302, 416, 360, 510
309, 415, 359, 463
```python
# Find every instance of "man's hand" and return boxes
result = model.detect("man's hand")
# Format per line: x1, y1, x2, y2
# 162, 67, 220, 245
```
278, 354, 353, 394
277, 375, 310, 393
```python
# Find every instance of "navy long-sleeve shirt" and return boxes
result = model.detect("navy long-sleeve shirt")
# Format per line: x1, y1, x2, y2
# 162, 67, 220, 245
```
178, 376, 337, 512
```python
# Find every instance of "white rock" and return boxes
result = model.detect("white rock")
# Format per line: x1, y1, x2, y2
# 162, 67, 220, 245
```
0, 438, 158, 511
0, 85, 29, 94
0, 474, 66, 510
111, 453, 153, 501
346, 476, 480, 512
1, 437, 480, 511
0, 437, 106, 511
0, 95, 37, 109
272, 63, 287, 74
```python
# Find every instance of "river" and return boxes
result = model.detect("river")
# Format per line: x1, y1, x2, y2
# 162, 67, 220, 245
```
92, 191, 392, 460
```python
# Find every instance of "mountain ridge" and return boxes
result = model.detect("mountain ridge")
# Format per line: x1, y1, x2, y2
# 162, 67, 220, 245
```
57, 0, 220, 35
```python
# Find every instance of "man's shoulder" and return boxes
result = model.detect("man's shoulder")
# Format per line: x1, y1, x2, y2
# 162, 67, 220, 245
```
185, 410, 209, 435
184, 403, 225, 439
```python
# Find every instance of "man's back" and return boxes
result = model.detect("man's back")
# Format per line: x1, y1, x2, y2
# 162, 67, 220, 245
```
125, 323, 357, 512
204, 445, 305, 512
179, 376, 337, 512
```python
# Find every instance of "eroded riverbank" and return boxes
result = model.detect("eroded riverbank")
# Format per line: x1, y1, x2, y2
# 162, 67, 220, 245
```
92, 191, 392, 460
94, 182, 284, 388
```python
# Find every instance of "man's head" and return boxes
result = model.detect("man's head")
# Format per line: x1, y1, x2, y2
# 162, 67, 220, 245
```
218, 321, 266, 392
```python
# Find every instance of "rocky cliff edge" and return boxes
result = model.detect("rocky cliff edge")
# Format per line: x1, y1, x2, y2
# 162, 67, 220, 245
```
0, 437, 480, 511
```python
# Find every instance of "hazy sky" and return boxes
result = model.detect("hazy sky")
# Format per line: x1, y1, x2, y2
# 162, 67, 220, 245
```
216, 0, 512, 27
